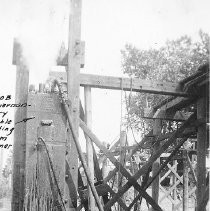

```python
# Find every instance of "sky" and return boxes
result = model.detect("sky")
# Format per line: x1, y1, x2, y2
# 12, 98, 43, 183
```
0, 0, 209, 161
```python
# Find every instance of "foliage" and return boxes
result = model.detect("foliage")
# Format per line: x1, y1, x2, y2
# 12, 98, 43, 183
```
2, 149, 12, 179
121, 30, 209, 132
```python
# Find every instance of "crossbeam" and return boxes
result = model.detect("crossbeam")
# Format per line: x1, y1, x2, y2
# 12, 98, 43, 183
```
50, 72, 192, 97
104, 113, 196, 209
79, 119, 163, 211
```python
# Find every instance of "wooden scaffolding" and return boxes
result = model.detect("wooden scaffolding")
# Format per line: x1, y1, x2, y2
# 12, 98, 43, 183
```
11, 1, 209, 211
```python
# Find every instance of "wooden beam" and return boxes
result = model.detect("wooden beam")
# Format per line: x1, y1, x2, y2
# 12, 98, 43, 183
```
84, 86, 95, 210
12, 39, 29, 211
65, 0, 82, 209
118, 131, 126, 211
80, 102, 110, 208
103, 113, 196, 209
196, 97, 207, 210
152, 119, 161, 210
103, 130, 154, 184
79, 120, 163, 211
129, 136, 189, 211
112, 127, 195, 154
183, 149, 189, 211
50, 71, 192, 97
153, 97, 197, 114
186, 154, 197, 184
172, 160, 177, 211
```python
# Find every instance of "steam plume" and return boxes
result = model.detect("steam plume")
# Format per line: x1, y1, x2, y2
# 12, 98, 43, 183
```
17, 0, 69, 86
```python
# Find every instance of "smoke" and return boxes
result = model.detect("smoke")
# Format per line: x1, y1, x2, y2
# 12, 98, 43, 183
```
17, 0, 69, 86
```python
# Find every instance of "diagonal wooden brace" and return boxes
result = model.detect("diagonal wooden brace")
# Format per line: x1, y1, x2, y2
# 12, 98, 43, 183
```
104, 130, 153, 184
102, 112, 196, 210
79, 120, 163, 211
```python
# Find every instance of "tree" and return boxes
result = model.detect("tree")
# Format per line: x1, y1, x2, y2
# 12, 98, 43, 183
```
121, 30, 209, 132
2, 149, 12, 179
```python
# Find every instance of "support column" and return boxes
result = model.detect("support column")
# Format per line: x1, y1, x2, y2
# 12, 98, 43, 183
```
66, 0, 82, 210
172, 160, 177, 211
12, 40, 29, 211
152, 119, 161, 210
118, 131, 126, 211
183, 150, 189, 211
196, 97, 207, 211
84, 86, 95, 210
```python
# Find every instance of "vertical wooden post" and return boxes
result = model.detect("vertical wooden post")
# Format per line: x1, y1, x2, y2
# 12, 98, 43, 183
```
84, 86, 95, 210
152, 119, 161, 210
196, 97, 207, 211
65, 0, 82, 209
12, 40, 29, 211
102, 156, 108, 178
172, 160, 177, 211
118, 131, 126, 211
183, 150, 189, 211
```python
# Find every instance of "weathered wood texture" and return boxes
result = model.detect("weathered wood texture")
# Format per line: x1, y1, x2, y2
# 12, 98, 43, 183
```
84, 86, 95, 210
118, 131, 126, 211
50, 71, 191, 96
196, 97, 207, 210
103, 113, 196, 209
65, 0, 82, 209
12, 40, 29, 211
79, 120, 163, 211
172, 160, 177, 211
152, 119, 161, 210
183, 150, 189, 211
129, 136, 190, 211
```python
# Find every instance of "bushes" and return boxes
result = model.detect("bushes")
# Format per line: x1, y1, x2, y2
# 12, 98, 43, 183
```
0, 178, 11, 199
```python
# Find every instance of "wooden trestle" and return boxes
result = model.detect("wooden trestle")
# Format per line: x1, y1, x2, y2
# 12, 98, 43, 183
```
11, 1, 209, 210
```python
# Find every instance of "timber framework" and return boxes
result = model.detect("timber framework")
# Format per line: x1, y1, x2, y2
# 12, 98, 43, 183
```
11, 1, 209, 211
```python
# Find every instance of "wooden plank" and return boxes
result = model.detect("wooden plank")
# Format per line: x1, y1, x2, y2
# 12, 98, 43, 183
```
79, 120, 163, 211
57, 42, 85, 68
152, 119, 161, 210
167, 164, 183, 183
197, 185, 209, 211
196, 97, 207, 210
160, 167, 173, 183
80, 102, 110, 208
105, 185, 128, 211
84, 86, 95, 210
186, 154, 197, 184
103, 130, 154, 184
50, 71, 191, 97
65, 0, 82, 210
159, 176, 182, 203
12, 40, 29, 211
159, 185, 176, 205
103, 113, 196, 209
153, 97, 196, 114
113, 127, 195, 153
129, 136, 189, 211
118, 131, 126, 211
172, 160, 177, 211
80, 183, 110, 200
79, 183, 128, 210
183, 150, 189, 211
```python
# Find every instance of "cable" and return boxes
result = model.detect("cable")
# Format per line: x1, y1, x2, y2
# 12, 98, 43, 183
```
37, 137, 67, 211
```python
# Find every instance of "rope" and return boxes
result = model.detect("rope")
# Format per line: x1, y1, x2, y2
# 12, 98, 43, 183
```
124, 78, 143, 148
